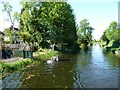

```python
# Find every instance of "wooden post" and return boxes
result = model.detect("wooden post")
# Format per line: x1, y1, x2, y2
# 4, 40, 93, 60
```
0, 34, 3, 59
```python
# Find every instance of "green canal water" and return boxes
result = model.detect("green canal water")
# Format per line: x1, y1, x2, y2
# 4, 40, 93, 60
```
1, 44, 120, 88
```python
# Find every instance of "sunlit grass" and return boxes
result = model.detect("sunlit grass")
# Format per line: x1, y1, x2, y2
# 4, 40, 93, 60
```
1, 49, 58, 78
0, 63, 2, 79
33, 49, 58, 61
1, 59, 33, 72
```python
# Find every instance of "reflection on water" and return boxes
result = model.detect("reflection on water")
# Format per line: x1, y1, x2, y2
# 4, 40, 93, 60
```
20, 61, 74, 88
74, 44, 119, 88
0, 79, 2, 90
2, 73, 22, 88
1, 44, 120, 88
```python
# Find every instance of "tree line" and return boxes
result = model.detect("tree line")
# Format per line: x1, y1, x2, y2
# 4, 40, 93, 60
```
2, 1, 94, 52
99, 21, 120, 49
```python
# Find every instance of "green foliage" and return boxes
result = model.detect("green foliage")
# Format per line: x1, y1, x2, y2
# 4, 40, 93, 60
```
100, 21, 120, 49
77, 19, 94, 47
1, 49, 58, 78
1, 59, 33, 73
2, 2, 21, 44
3, 28, 15, 43
19, 1, 77, 49
47, 3, 77, 45
33, 49, 58, 61
19, 31, 31, 43
107, 40, 114, 47
105, 22, 118, 41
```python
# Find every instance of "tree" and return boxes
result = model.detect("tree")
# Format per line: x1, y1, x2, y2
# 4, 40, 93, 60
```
48, 2, 77, 46
77, 19, 94, 46
105, 21, 117, 41
19, 2, 43, 46
2, 2, 13, 26
19, 1, 78, 50
100, 21, 120, 48
2, 2, 20, 44
3, 28, 14, 43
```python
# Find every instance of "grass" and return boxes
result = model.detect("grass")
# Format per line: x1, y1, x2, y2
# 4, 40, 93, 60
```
1, 59, 33, 78
33, 49, 58, 61
1, 59, 33, 72
0, 49, 58, 78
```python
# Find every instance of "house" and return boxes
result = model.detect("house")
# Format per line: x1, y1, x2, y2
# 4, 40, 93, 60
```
10, 25, 19, 31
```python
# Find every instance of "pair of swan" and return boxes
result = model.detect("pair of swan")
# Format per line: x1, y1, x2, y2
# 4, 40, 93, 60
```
47, 56, 59, 64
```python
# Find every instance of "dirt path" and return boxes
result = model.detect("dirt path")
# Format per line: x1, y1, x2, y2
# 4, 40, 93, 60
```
0, 57, 23, 63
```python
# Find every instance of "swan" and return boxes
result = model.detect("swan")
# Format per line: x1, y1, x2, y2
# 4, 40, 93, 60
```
56, 56, 59, 61
53, 56, 59, 61
47, 56, 59, 64
47, 58, 53, 64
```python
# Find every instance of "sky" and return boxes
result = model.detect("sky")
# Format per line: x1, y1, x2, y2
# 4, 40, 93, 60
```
67, 0, 118, 40
0, 0, 119, 40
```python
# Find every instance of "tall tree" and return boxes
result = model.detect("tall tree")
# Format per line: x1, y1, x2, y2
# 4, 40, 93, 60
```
77, 19, 94, 46
2, 2, 20, 44
19, 1, 77, 49
100, 21, 120, 48
20, 2, 43, 46
105, 21, 118, 41
2, 2, 13, 26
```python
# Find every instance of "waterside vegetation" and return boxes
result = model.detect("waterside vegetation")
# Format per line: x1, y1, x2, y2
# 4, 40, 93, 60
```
99, 21, 120, 57
0, 49, 58, 78
1, 1, 120, 79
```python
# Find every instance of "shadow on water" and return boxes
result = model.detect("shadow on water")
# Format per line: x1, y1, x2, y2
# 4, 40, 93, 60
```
1, 44, 120, 88
2, 73, 22, 88
103, 48, 120, 69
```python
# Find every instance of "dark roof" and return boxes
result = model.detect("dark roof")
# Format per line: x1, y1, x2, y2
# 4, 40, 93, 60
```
0, 31, 5, 35
10, 26, 19, 31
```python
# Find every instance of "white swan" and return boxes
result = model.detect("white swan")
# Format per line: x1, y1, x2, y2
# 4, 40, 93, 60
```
55, 56, 59, 61
47, 56, 59, 64
47, 58, 53, 64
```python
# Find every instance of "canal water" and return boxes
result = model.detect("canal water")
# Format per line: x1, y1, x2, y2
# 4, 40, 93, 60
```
1, 44, 120, 88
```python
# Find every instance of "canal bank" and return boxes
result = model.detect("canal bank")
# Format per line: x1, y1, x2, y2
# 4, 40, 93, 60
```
0, 49, 58, 79
1, 44, 120, 88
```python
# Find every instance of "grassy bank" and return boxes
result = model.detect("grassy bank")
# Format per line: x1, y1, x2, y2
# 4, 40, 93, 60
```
1, 59, 33, 78
99, 40, 120, 58
0, 49, 58, 78
33, 49, 58, 61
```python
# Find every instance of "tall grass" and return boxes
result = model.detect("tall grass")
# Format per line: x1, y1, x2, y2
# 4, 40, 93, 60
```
1, 59, 33, 76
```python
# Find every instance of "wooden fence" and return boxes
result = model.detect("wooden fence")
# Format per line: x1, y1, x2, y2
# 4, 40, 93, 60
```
2, 44, 30, 50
